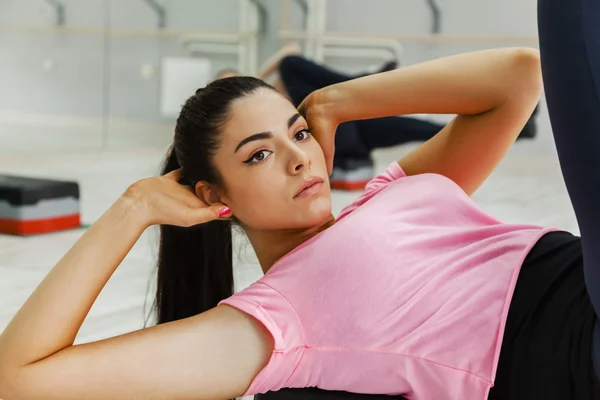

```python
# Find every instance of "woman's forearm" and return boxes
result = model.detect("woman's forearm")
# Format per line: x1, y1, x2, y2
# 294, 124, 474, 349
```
318, 47, 541, 124
0, 195, 147, 371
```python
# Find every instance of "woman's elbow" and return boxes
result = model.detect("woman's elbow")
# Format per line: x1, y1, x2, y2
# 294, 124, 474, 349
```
510, 47, 543, 98
0, 361, 24, 400
0, 370, 15, 400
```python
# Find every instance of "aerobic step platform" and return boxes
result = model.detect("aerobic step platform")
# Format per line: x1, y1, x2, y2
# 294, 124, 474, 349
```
0, 175, 81, 236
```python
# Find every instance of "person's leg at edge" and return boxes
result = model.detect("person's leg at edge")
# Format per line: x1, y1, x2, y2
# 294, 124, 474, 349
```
537, 0, 600, 375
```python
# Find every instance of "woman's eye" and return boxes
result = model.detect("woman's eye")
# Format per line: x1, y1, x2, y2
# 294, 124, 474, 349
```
245, 150, 272, 164
294, 129, 312, 141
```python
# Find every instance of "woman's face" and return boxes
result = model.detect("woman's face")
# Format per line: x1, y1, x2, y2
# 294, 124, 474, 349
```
212, 88, 332, 230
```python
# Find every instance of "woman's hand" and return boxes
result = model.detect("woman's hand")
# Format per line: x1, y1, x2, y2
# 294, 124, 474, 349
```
122, 169, 231, 228
298, 89, 340, 175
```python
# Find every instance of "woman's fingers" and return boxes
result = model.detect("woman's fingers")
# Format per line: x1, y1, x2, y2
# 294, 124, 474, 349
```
186, 204, 232, 226
324, 140, 335, 175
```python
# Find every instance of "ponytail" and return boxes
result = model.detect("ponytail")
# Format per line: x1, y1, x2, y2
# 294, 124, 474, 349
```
154, 148, 234, 324
153, 76, 274, 324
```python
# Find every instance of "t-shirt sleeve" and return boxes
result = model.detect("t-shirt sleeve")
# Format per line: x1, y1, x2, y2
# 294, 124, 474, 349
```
338, 162, 407, 219
219, 282, 305, 395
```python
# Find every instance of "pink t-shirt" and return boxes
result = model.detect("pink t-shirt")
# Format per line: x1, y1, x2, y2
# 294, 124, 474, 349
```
220, 162, 556, 400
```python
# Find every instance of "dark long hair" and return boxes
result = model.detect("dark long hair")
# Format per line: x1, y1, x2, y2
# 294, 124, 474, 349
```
154, 77, 275, 324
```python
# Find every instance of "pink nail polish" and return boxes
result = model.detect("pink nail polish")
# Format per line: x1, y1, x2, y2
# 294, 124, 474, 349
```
219, 207, 231, 217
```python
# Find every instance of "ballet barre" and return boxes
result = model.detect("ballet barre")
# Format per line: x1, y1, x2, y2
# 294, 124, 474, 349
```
279, 30, 539, 46
0, 24, 250, 39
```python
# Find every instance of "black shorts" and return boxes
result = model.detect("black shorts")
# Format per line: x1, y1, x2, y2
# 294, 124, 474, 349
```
489, 231, 598, 400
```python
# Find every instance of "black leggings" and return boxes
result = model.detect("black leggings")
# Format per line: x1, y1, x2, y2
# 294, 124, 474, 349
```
537, 0, 600, 371
278, 56, 444, 160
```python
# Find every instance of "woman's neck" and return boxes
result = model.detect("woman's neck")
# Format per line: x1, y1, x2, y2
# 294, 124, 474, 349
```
245, 215, 336, 274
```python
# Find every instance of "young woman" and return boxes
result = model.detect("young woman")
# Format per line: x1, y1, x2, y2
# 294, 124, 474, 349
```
0, 1, 596, 400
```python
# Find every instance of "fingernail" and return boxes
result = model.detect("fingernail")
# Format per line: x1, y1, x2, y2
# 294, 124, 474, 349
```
219, 207, 231, 217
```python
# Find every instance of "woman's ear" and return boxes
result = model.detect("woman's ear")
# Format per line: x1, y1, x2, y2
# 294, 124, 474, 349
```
195, 181, 221, 206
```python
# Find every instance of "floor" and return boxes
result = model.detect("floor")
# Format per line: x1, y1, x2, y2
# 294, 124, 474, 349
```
0, 104, 580, 392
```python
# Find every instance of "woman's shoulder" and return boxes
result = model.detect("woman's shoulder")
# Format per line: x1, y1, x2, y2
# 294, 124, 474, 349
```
220, 280, 304, 343
337, 162, 408, 220
219, 280, 307, 395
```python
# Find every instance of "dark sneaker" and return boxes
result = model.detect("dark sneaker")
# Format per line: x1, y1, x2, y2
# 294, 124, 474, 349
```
517, 104, 539, 140
517, 119, 537, 140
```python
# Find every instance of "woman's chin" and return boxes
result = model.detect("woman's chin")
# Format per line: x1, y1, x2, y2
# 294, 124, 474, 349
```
304, 197, 333, 223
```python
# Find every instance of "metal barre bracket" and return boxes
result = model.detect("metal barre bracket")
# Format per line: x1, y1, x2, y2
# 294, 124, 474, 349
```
143, 0, 166, 28
44, 0, 65, 26
248, 0, 267, 34
425, 0, 441, 34
294, 0, 309, 29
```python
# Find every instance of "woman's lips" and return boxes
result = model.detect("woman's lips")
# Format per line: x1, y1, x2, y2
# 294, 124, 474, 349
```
295, 177, 325, 198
